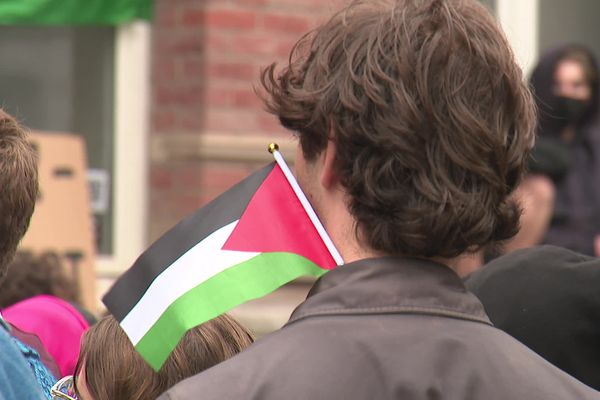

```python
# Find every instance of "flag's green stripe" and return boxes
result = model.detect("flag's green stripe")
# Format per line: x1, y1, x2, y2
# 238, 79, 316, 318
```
135, 252, 327, 371
0, 0, 153, 25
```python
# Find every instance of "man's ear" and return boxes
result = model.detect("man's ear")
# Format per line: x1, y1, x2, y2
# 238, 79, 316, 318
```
320, 139, 338, 189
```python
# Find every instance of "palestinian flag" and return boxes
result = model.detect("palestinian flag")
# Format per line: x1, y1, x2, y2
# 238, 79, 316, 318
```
103, 155, 342, 370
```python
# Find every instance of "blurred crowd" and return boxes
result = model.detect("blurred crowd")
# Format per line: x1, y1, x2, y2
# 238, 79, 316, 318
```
0, 0, 599, 399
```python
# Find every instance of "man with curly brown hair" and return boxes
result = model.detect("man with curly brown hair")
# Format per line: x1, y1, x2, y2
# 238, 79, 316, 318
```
160, 1, 600, 398
0, 109, 47, 398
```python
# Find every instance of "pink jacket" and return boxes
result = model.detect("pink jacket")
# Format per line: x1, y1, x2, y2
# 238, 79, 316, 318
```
3, 295, 90, 377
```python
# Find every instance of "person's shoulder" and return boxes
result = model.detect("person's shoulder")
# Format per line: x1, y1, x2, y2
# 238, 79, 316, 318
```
0, 327, 44, 399
451, 322, 600, 398
160, 319, 600, 400
159, 321, 353, 399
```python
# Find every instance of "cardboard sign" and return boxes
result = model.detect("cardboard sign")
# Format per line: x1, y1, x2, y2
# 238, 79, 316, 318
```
19, 132, 97, 311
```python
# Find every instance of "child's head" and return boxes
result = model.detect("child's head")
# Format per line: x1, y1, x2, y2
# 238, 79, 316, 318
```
0, 251, 78, 308
73, 314, 253, 399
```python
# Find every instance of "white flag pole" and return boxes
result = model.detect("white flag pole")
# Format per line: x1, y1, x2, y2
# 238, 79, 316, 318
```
268, 143, 344, 266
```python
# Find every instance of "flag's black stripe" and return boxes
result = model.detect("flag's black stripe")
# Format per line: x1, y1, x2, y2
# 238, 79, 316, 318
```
103, 162, 276, 321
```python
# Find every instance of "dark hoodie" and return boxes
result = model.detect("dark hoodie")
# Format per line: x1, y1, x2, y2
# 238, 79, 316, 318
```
529, 45, 600, 255
466, 245, 600, 391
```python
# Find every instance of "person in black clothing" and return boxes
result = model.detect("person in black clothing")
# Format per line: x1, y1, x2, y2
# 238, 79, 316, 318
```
507, 45, 600, 256
466, 245, 600, 391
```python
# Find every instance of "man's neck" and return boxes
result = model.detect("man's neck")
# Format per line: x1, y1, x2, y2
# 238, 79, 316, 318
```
317, 178, 459, 273
325, 217, 455, 269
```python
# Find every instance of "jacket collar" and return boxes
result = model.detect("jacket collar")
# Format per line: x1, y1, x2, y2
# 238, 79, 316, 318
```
287, 256, 491, 326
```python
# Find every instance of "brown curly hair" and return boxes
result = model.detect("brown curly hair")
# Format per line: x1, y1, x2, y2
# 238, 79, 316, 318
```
0, 251, 78, 308
261, 0, 536, 258
0, 110, 38, 278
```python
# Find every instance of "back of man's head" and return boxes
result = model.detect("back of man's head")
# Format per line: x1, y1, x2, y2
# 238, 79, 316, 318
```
0, 110, 38, 280
261, 0, 535, 259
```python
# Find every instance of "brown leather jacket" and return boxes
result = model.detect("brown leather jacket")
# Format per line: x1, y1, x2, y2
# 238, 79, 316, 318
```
159, 257, 600, 399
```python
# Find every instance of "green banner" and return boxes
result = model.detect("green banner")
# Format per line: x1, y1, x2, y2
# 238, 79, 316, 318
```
0, 0, 154, 25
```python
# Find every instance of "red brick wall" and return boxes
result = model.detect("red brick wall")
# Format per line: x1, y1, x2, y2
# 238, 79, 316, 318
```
149, 0, 339, 241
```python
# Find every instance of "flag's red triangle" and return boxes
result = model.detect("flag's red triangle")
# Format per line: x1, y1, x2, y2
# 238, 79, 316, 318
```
221, 164, 337, 270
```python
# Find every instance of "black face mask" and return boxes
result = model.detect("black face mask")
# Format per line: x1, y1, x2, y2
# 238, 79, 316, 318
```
554, 96, 589, 124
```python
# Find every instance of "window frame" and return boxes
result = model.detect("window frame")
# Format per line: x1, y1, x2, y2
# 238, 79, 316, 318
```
96, 21, 150, 279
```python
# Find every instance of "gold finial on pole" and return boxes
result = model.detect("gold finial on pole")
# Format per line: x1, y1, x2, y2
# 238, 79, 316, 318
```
268, 143, 279, 154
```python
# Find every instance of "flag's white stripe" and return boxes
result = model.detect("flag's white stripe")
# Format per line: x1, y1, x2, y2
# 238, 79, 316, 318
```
272, 149, 344, 265
121, 221, 258, 345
